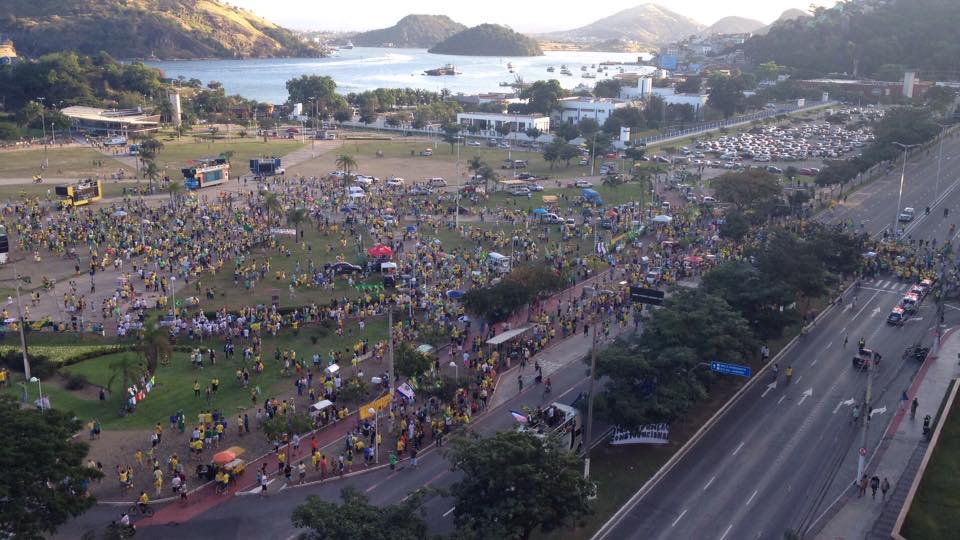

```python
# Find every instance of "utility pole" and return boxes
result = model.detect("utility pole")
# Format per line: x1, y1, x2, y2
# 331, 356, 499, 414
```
13, 263, 31, 404
892, 142, 920, 237
935, 125, 947, 197
387, 306, 395, 394
855, 353, 875, 484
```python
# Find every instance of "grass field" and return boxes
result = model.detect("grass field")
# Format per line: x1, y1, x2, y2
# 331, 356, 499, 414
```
4, 316, 388, 429
148, 138, 304, 174
0, 181, 132, 203
0, 147, 133, 179
901, 387, 960, 539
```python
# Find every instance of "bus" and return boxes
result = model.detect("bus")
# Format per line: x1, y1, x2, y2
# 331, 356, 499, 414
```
55, 179, 103, 208
516, 402, 583, 452
183, 158, 230, 190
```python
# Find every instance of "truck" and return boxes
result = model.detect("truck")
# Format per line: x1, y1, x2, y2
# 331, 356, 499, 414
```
55, 179, 103, 208
183, 158, 230, 190
249, 157, 284, 177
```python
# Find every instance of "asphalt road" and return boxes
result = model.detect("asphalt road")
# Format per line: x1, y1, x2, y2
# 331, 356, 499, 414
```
594, 136, 960, 540
65, 328, 610, 540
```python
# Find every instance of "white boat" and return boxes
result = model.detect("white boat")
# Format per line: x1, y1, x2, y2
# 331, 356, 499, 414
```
342, 40, 354, 50
546, 66, 555, 72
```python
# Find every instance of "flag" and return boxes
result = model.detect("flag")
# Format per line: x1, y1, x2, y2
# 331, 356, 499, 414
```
595, 241, 606, 256
510, 410, 528, 424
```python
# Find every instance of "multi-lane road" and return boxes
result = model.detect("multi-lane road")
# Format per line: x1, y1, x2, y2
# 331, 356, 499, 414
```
593, 133, 960, 540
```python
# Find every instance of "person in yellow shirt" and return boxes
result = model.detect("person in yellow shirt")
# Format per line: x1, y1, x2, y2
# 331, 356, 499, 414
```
137, 491, 149, 514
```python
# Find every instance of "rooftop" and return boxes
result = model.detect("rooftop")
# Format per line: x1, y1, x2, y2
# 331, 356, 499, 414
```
61, 106, 161, 126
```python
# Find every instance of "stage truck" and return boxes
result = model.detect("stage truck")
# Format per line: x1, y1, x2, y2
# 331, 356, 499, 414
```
183, 158, 230, 190
56, 179, 103, 208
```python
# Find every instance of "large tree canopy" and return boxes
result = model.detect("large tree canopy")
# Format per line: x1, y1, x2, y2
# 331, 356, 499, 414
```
291, 488, 427, 540
0, 395, 102, 539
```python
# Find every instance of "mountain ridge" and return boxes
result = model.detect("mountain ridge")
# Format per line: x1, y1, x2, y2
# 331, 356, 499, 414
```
543, 3, 704, 45
352, 15, 466, 48
0, 0, 320, 59
428, 24, 543, 56
703, 16, 766, 35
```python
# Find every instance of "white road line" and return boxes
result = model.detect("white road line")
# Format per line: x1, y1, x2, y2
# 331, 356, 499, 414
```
732, 441, 744, 456
671, 509, 688, 527
777, 395, 786, 405
746, 489, 758, 506
878, 280, 889, 289
719, 523, 734, 540
811, 357, 819, 366
823, 341, 833, 350
703, 475, 715, 491
442, 506, 456, 517
795, 375, 802, 385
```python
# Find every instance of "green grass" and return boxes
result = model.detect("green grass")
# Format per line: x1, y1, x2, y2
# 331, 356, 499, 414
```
902, 386, 960, 539
3, 317, 387, 429
149, 138, 304, 174
0, 181, 131, 203
0, 147, 133, 179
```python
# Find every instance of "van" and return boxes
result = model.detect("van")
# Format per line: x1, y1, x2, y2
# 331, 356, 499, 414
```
661, 201, 671, 211
428, 177, 447, 187
539, 212, 562, 224
486, 252, 511, 273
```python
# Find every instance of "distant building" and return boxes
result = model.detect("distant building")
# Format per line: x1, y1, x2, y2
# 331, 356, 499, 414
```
651, 88, 709, 115
797, 76, 934, 100
0, 38, 17, 65
620, 77, 653, 100
456, 112, 550, 133
555, 97, 630, 126
61, 106, 160, 134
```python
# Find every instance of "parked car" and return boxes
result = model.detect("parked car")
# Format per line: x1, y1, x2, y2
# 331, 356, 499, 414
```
329, 262, 363, 275
574, 179, 592, 188
466, 140, 481, 147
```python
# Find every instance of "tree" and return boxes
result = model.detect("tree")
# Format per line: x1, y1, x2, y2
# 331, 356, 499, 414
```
0, 395, 102, 539
520, 79, 566, 115
143, 159, 161, 186
543, 139, 563, 169
578, 118, 600, 140
702, 261, 799, 338
166, 180, 183, 206
394, 342, 432, 377
595, 288, 756, 430
335, 154, 358, 175
106, 353, 142, 394
593, 79, 624, 98
219, 149, 236, 163
286, 207, 310, 238
467, 155, 485, 178
0, 123, 20, 141
756, 229, 828, 299
676, 76, 702, 94
707, 75, 747, 118
138, 138, 164, 160
479, 164, 498, 193
291, 488, 427, 540
448, 430, 593, 540
15, 101, 44, 128
525, 126, 542, 140
262, 192, 283, 222
924, 86, 957, 114
441, 124, 461, 154
560, 144, 581, 167
719, 210, 750, 240
555, 122, 580, 142
138, 326, 171, 372
712, 169, 783, 220
333, 108, 353, 124
462, 265, 564, 323
285, 75, 348, 117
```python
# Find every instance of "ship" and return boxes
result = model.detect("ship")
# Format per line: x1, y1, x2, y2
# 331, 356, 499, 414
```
499, 81, 513, 87
424, 64, 460, 76
582, 72, 596, 79
341, 40, 354, 50
546, 66, 555, 72
560, 67, 572, 76
507, 62, 515, 69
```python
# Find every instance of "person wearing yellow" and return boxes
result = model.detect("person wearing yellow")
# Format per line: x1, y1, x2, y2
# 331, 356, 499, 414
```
137, 491, 149, 514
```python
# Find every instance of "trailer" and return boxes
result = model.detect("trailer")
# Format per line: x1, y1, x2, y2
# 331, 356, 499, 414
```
250, 157, 285, 176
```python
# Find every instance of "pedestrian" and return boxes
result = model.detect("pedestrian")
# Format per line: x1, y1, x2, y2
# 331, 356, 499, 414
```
881, 477, 890, 500
410, 448, 418, 468
911, 397, 919, 420
389, 452, 398, 471
284, 463, 292, 483
518, 375, 523, 394
870, 475, 880, 499
859, 474, 868, 497
298, 462, 306, 484
900, 390, 909, 411
258, 471, 268, 497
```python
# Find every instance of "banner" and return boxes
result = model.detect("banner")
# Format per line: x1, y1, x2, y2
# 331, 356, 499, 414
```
397, 382, 415, 399
360, 392, 393, 420
610, 424, 670, 445
269, 228, 297, 236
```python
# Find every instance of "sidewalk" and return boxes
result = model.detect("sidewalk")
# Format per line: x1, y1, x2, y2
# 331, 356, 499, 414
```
814, 327, 960, 539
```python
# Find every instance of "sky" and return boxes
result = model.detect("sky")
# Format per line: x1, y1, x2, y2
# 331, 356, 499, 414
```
230, 0, 837, 33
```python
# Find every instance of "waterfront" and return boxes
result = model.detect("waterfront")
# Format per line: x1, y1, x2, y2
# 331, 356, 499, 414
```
148, 47, 652, 103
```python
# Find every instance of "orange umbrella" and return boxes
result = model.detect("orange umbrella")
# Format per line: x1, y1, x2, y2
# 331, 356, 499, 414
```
213, 450, 237, 465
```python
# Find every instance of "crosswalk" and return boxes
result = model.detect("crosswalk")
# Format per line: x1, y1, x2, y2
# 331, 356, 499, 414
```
862, 279, 913, 293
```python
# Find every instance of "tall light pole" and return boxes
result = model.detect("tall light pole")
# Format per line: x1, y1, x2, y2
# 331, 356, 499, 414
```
935, 123, 950, 197
583, 288, 604, 479
37, 98, 47, 164
12, 262, 31, 403
892, 142, 920, 237
30, 376, 44, 411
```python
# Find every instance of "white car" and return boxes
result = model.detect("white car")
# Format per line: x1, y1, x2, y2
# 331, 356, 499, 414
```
354, 175, 375, 186
527, 183, 544, 192
386, 177, 405, 187
574, 179, 592, 188
498, 142, 510, 149
510, 187, 531, 196
466, 140, 481, 147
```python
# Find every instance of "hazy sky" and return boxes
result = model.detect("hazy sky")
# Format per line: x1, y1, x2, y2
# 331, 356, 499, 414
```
230, 0, 836, 32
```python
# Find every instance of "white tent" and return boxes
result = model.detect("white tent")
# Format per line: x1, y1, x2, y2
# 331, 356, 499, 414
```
652, 215, 673, 223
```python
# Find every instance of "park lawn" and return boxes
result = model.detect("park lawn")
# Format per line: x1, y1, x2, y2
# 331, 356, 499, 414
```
901, 387, 960, 540
0, 181, 130, 203
30, 316, 389, 429
148, 138, 304, 174
0, 147, 133, 179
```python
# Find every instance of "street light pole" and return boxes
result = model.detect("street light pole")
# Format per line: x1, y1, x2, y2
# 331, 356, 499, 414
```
12, 263, 31, 403
892, 142, 920, 237
855, 354, 875, 484
935, 123, 950, 197
30, 377, 44, 411
583, 321, 599, 479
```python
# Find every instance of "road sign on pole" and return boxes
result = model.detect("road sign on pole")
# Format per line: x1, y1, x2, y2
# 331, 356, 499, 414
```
710, 361, 752, 378
859, 447, 867, 457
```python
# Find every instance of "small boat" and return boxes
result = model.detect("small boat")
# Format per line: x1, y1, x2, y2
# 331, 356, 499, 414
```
424, 64, 460, 76
342, 40, 354, 50
560, 67, 572, 76
581, 65, 587, 71
582, 72, 596, 79
508, 68, 515, 74
499, 81, 513, 87
507, 62, 515, 69
546, 66, 555, 72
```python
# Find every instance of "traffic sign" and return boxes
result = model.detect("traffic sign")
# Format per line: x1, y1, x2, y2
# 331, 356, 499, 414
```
859, 447, 867, 457
710, 361, 751, 378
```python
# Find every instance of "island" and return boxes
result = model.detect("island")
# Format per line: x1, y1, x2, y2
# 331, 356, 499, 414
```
428, 24, 543, 57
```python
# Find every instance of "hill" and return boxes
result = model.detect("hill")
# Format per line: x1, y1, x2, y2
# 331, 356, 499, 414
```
353, 15, 466, 48
428, 24, 542, 57
0, 0, 321, 59
752, 8, 812, 36
745, 0, 960, 78
545, 3, 703, 45
703, 16, 765, 35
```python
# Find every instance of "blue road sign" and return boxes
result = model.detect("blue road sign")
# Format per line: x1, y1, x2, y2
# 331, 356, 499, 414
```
710, 361, 752, 378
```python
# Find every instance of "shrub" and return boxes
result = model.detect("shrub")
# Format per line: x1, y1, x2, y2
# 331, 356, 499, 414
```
64, 373, 89, 390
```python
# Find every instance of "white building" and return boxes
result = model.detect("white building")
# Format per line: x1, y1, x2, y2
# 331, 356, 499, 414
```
620, 77, 653, 100
456, 112, 550, 134
555, 97, 630, 126
652, 87, 710, 114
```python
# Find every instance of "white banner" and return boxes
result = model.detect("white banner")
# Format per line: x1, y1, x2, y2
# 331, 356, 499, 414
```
269, 228, 297, 236
610, 424, 670, 445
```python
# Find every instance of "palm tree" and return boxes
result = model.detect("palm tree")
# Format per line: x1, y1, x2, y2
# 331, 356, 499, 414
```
480, 164, 499, 194
262, 192, 282, 222
335, 154, 358, 175
166, 180, 183, 207
219, 150, 236, 163
286, 207, 310, 238
144, 159, 161, 188
139, 326, 172, 372
467, 156, 484, 179
107, 353, 142, 393
602, 173, 623, 188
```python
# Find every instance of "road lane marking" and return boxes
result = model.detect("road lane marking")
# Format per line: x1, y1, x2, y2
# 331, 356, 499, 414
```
811, 357, 818, 366
746, 489, 758, 506
798, 387, 814, 405
443, 506, 456, 517
703, 475, 715, 491
795, 376, 802, 385
777, 395, 786, 405
761, 381, 777, 398
823, 341, 833, 350
671, 509, 688, 527
732, 441, 744, 456
719, 523, 734, 540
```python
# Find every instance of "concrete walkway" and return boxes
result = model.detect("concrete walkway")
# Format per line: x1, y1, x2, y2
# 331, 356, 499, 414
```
814, 327, 960, 539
